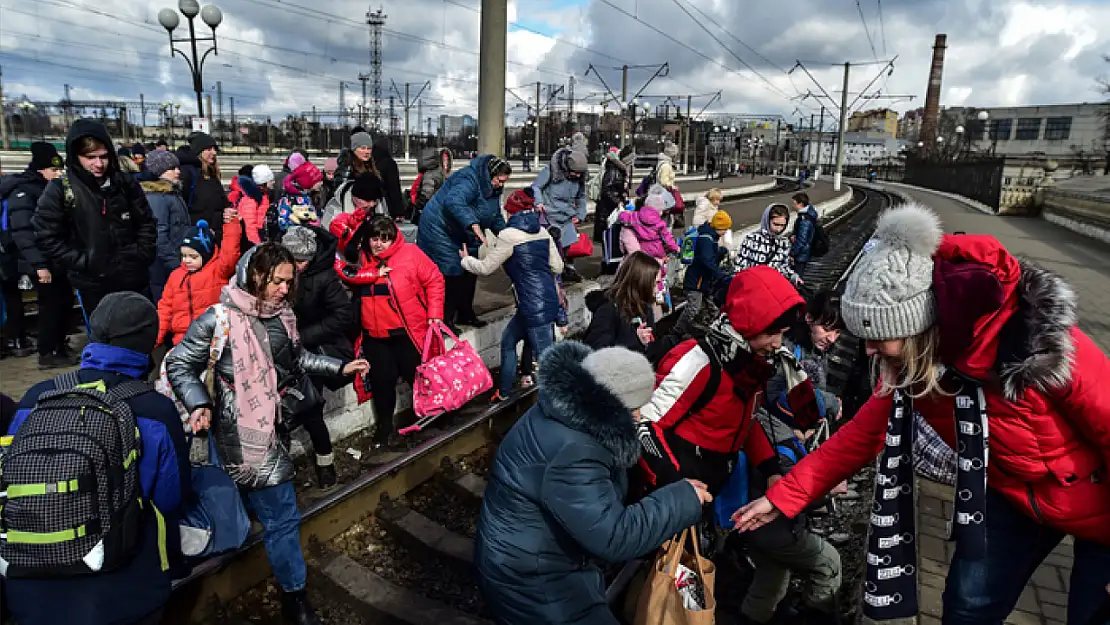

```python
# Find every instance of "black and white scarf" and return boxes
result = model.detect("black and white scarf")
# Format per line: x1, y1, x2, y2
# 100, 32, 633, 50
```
863, 376, 989, 621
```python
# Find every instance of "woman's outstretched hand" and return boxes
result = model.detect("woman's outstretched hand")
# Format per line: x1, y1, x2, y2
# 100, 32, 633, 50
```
343, 359, 370, 375
731, 496, 781, 532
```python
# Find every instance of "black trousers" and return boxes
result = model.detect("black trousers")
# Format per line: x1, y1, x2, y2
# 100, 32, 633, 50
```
1, 278, 26, 339
300, 378, 334, 458
363, 333, 422, 442
36, 272, 75, 356
444, 273, 478, 324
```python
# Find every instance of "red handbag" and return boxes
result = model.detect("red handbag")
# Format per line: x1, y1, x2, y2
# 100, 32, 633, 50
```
565, 232, 594, 259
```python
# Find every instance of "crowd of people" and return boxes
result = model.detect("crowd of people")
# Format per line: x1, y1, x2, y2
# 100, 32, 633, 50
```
0, 118, 1108, 625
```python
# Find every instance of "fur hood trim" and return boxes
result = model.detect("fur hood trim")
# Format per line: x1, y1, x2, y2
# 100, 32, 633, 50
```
140, 179, 177, 194
536, 341, 641, 467
997, 260, 1077, 401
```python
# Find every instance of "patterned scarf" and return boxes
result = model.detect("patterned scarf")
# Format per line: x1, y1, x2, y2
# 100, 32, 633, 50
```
863, 377, 989, 620
220, 281, 299, 475
704, 315, 819, 427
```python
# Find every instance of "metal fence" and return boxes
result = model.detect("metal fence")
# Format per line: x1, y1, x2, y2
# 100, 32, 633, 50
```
903, 156, 1004, 211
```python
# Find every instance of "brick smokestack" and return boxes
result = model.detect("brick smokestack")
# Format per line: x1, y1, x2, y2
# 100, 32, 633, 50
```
920, 34, 947, 150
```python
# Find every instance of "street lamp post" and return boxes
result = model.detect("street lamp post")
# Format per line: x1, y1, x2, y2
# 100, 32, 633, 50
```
158, 0, 223, 119
954, 125, 965, 159
977, 110, 990, 153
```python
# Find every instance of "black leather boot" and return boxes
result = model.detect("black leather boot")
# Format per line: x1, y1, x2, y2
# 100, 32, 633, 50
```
281, 589, 322, 625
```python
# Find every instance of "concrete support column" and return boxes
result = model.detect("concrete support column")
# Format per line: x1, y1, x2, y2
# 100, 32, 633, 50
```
477, 0, 507, 157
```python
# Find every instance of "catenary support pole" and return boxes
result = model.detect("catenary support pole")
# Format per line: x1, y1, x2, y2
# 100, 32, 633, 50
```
833, 62, 850, 191
476, 0, 507, 157
534, 81, 541, 170
620, 65, 628, 149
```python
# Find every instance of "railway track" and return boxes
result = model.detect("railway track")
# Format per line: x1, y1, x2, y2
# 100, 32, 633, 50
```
164, 184, 899, 625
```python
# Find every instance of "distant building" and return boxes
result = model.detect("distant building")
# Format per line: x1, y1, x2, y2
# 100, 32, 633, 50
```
898, 108, 925, 141
438, 114, 477, 140
803, 133, 908, 167
848, 109, 898, 138
943, 103, 1108, 163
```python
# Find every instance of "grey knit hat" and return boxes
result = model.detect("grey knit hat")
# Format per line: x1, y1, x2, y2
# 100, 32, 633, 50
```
145, 149, 179, 178
282, 225, 318, 262
351, 132, 374, 151
565, 149, 588, 174
842, 203, 944, 340
581, 347, 656, 410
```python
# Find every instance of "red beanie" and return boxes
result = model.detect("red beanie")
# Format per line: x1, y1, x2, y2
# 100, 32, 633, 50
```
286, 162, 324, 195
504, 188, 536, 215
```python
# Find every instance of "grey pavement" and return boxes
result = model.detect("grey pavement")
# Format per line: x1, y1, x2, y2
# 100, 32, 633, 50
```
894, 185, 1107, 624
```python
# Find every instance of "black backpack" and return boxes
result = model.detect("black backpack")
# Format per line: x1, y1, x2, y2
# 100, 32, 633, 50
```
803, 211, 829, 258
0, 372, 148, 578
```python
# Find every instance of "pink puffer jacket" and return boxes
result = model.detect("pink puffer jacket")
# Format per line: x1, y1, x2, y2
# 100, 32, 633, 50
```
618, 206, 678, 260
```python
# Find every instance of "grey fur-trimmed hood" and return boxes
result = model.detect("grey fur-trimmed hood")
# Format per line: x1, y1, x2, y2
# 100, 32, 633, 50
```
996, 259, 1078, 402
535, 341, 642, 467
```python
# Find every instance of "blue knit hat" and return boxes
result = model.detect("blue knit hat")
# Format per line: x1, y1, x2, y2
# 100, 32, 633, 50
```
181, 220, 216, 267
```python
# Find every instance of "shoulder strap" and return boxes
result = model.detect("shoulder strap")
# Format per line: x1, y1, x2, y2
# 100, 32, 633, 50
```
669, 340, 722, 432
106, 379, 155, 403
52, 370, 83, 392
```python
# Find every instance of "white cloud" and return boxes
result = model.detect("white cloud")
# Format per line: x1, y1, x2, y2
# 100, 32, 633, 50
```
2, 0, 1107, 128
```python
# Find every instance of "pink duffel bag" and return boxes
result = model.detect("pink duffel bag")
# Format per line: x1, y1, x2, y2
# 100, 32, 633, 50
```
404, 321, 493, 433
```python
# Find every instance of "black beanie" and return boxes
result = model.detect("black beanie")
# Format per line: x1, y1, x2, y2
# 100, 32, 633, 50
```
89, 292, 159, 355
189, 132, 218, 155
238, 164, 254, 177
181, 220, 217, 266
351, 174, 383, 201
29, 142, 63, 171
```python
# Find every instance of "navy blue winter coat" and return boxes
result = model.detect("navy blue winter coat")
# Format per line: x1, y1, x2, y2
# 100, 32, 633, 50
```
142, 179, 192, 302
475, 341, 703, 625
417, 154, 507, 277
4, 342, 190, 625
683, 222, 729, 293
790, 204, 818, 263
460, 210, 563, 328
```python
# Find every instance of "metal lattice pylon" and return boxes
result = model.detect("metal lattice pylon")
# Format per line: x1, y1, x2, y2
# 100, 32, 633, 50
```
366, 7, 386, 133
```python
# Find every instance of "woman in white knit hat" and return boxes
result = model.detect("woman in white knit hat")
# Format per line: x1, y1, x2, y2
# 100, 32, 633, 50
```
734, 203, 1110, 624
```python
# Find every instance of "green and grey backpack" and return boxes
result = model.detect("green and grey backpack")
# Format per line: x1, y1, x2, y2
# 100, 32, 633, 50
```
0, 372, 148, 578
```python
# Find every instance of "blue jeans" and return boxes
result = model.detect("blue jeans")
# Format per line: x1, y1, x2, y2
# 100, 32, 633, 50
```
500, 315, 553, 395
244, 482, 306, 592
943, 488, 1110, 624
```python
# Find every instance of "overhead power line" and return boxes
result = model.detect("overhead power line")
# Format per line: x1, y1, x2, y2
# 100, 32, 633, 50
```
595, 0, 806, 109
854, 0, 879, 61
877, 0, 888, 57
667, 0, 806, 106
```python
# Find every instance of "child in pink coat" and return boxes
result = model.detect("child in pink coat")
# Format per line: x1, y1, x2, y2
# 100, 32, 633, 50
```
618, 193, 679, 261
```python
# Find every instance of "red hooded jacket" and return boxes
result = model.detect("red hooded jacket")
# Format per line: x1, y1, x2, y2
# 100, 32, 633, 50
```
766, 235, 1110, 546
331, 211, 446, 404
640, 266, 807, 462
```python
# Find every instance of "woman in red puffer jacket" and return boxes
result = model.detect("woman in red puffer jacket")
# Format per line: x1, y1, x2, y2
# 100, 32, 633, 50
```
332, 208, 445, 449
735, 203, 1110, 625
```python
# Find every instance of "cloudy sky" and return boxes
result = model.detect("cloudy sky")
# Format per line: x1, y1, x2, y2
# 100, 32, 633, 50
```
1, 0, 1107, 131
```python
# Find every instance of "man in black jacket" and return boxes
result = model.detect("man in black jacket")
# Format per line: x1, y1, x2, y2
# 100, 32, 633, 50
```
33, 119, 158, 327
0, 142, 76, 368
282, 225, 356, 489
